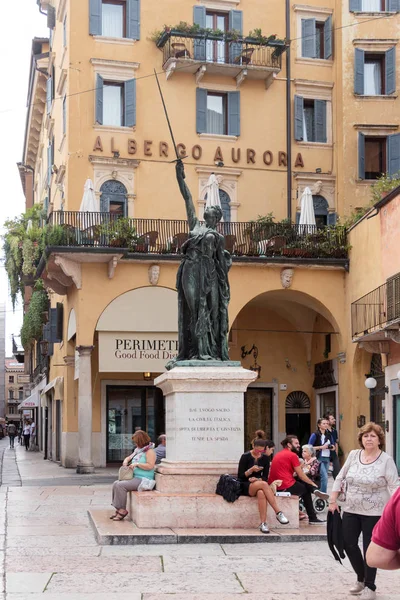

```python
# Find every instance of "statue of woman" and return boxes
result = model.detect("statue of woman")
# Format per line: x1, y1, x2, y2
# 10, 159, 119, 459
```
169, 160, 232, 366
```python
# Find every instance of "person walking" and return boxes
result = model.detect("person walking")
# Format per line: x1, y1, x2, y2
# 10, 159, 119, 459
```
328, 422, 400, 600
268, 435, 328, 525
308, 418, 333, 493
23, 421, 31, 451
8, 423, 16, 449
325, 413, 341, 478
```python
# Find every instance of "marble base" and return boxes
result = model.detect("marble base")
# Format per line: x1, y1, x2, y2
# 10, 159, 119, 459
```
129, 492, 299, 529
155, 461, 238, 493
76, 462, 95, 474
155, 366, 257, 463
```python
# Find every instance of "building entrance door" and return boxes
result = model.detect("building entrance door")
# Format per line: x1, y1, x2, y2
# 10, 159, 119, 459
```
285, 391, 311, 445
244, 388, 272, 451
106, 386, 165, 463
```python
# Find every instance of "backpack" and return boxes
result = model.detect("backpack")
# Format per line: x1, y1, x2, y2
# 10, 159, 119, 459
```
8, 425, 16, 435
215, 474, 243, 503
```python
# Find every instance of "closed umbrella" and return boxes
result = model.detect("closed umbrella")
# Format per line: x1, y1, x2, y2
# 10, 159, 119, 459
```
79, 179, 98, 212
299, 187, 316, 233
204, 173, 222, 215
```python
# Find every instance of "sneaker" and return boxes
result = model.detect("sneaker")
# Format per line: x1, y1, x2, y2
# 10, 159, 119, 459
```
360, 588, 376, 600
308, 517, 326, 525
349, 581, 365, 595
313, 489, 329, 501
276, 511, 289, 525
259, 522, 270, 534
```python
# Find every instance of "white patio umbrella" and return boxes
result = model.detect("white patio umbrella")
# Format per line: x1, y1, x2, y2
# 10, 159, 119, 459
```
79, 179, 98, 212
299, 186, 316, 232
204, 173, 222, 216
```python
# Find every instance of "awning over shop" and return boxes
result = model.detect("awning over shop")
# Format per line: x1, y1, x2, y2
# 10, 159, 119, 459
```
41, 376, 64, 405
18, 393, 39, 410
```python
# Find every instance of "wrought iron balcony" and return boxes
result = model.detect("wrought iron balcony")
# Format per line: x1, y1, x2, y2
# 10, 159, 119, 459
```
45, 212, 349, 265
156, 31, 285, 86
351, 275, 400, 340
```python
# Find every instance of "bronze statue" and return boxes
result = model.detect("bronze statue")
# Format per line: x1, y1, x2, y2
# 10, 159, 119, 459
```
168, 160, 232, 367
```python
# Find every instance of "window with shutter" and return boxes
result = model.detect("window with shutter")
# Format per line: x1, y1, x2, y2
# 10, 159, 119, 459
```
387, 274, 400, 321
228, 10, 243, 63
354, 48, 365, 95
196, 88, 207, 134
388, 133, 400, 177
324, 15, 332, 59
90, 0, 140, 39
301, 18, 316, 58
56, 303, 64, 342
294, 95, 304, 141
295, 98, 327, 143
385, 47, 396, 95
124, 78, 136, 127
227, 91, 240, 136
193, 6, 206, 60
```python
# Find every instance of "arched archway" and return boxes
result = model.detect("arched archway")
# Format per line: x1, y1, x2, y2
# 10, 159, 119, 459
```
100, 180, 128, 216
285, 391, 311, 445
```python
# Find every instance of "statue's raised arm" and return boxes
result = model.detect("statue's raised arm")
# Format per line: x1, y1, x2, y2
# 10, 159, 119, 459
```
176, 159, 197, 231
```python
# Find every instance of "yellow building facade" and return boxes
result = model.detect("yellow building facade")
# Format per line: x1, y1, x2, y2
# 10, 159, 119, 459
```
17, 0, 400, 469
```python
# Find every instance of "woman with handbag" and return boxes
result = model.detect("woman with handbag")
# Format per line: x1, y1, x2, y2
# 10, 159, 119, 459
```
328, 422, 399, 600
110, 430, 156, 521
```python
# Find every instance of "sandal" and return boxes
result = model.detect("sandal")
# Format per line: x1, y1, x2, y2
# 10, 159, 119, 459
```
109, 513, 118, 519
111, 510, 128, 521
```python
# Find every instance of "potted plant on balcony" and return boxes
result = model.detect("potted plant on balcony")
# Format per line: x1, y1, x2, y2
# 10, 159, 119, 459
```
100, 218, 137, 249
20, 280, 49, 348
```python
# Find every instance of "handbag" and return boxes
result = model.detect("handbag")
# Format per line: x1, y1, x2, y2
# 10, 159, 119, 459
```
138, 477, 156, 491
337, 450, 359, 502
118, 466, 134, 481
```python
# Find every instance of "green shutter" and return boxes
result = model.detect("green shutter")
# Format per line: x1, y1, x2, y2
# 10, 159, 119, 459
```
354, 48, 364, 95
49, 308, 61, 343
229, 10, 243, 63
47, 5, 56, 29
349, 0, 362, 11
385, 47, 396, 95
43, 323, 54, 357
227, 91, 240, 136
47, 143, 52, 186
314, 100, 327, 143
196, 88, 207, 133
388, 0, 399, 12
301, 18, 316, 58
96, 74, 104, 125
358, 132, 365, 179
324, 16, 332, 60
89, 0, 102, 35
193, 6, 206, 60
294, 95, 304, 141
124, 79, 136, 127
56, 303, 64, 342
126, 0, 140, 40
388, 133, 400, 177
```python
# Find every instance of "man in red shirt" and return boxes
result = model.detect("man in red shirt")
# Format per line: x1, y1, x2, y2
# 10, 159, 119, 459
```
367, 488, 400, 570
268, 435, 328, 524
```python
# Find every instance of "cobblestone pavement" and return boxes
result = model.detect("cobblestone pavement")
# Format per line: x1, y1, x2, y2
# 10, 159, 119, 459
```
0, 438, 398, 599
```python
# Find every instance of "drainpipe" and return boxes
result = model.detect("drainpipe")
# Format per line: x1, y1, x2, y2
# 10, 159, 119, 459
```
286, 0, 292, 221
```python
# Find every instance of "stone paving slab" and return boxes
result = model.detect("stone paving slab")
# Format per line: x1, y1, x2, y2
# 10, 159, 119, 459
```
6, 534, 98, 548
7, 525, 89, 537
6, 572, 53, 594
6, 595, 140, 600
45, 572, 243, 595
101, 543, 225, 556
6, 555, 162, 573
6, 547, 101, 558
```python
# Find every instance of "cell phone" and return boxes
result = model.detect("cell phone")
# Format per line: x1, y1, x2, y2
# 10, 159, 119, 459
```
256, 466, 264, 471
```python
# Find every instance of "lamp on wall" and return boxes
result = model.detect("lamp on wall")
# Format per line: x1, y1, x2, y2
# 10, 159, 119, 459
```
364, 374, 388, 394
143, 372, 152, 381
357, 415, 366, 428
241, 344, 261, 379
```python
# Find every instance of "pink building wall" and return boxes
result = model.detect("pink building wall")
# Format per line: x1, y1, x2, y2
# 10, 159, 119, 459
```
380, 191, 400, 282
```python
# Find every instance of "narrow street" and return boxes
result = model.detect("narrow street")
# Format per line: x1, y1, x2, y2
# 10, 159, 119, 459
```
0, 438, 397, 599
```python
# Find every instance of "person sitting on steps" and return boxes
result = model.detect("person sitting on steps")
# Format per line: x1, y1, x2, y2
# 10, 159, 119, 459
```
238, 431, 290, 534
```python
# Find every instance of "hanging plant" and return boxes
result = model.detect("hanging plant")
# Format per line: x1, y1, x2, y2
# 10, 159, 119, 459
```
20, 281, 49, 348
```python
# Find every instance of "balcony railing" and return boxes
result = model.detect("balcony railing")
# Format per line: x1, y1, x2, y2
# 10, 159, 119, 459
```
351, 276, 400, 339
46, 212, 349, 262
157, 31, 284, 71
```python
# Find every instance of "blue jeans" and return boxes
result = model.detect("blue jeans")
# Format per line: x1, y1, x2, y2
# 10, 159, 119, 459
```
318, 457, 330, 492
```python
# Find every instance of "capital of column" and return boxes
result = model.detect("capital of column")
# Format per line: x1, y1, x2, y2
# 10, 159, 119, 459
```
76, 345, 94, 357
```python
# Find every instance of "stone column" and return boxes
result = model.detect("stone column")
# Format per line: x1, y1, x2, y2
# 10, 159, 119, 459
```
76, 345, 95, 474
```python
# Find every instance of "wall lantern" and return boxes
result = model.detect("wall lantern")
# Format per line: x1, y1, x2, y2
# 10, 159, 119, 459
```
143, 372, 152, 381
241, 344, 261, 379
357, 415, 366, 428
364, 374, 388, 394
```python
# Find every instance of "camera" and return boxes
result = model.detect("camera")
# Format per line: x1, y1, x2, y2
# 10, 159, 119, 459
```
328, 444, 335, 450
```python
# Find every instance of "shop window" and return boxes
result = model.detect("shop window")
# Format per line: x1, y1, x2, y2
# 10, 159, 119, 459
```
354, 48, 395, 95
301, 16, 332, 60
95, 75, 136, 127
294, 96, 327, 143
89, 0, 140, 39
349, 0, 399, 12
100, 180, 128, 215
196, 89, 240, 136
358, 133, 400, 179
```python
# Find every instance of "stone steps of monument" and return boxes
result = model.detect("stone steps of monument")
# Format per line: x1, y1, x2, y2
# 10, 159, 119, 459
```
88, 509, 327, 546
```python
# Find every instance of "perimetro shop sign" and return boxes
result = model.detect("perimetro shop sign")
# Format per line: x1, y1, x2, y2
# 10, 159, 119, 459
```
99, 332, 178, 373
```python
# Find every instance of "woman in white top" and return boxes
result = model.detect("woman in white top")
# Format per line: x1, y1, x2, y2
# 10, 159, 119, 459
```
329, 422, 399, 600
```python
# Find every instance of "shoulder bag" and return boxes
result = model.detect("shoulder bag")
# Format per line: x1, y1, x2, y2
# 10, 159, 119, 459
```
118, 466, 134, 481
337, 450, 359, 502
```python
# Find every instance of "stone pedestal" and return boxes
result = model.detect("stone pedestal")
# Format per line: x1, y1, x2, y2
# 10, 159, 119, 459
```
154, 366, 257, 493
